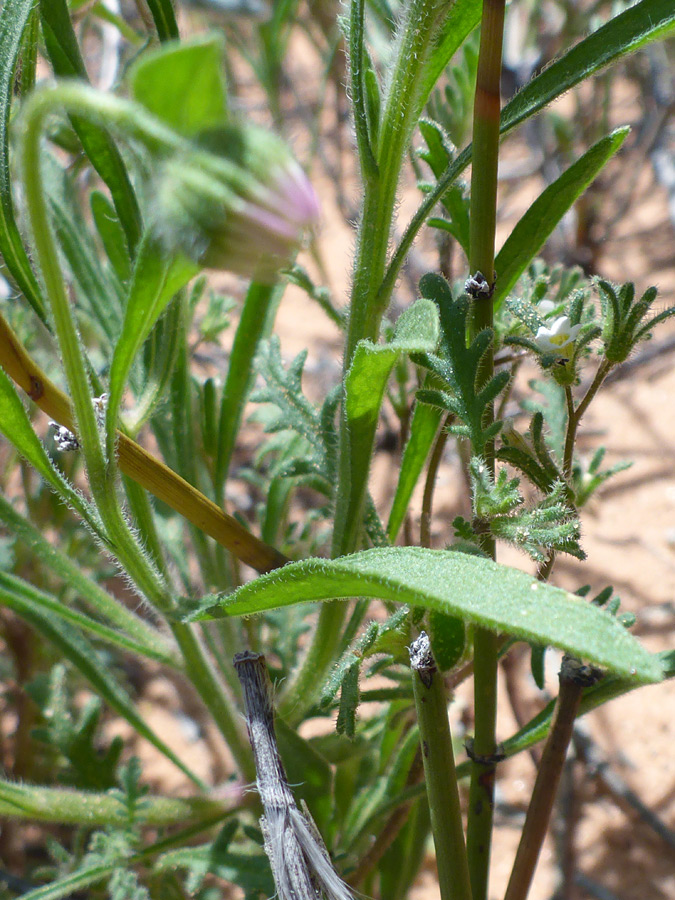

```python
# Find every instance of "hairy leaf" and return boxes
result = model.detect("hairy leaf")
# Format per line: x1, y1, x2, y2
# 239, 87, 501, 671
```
185, 547, 661, 682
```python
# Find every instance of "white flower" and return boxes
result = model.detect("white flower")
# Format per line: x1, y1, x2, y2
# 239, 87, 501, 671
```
535, 316, 582, 356
0, 276, 11, 301
537, 299, 557, 315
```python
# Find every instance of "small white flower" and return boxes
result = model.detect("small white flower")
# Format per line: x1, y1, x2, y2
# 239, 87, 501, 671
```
537, 299, 557, 316
535, 315, 582, 356
0, 276, 11, 301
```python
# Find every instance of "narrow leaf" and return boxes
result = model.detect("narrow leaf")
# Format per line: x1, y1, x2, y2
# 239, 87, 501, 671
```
0, 366, 103, 534
494, 128, 628, 308
0, 570, 176, 666
500, 0, 675, 140
40, 0, 142, 253
144, 0, 180, 41
215, 282, 282, 494
0, 0, 45, 318
188, 547, 662, 682
339, 299, 439, 548
418, 0, 481, 117
387, 399, 443, 542
106, 235, 197, 455
0, 578, 204, 787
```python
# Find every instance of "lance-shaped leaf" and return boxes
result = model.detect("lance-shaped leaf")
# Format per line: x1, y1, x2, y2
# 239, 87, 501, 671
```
0, 365, 103, 536
106, 234, 197, 456
387, 398, 443, 542
493, 128, 629, 309
184, 547, 662, 683
337, 299, 440, 549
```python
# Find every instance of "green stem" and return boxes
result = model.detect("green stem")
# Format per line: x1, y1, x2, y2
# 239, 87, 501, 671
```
280, 0, 449, 719
503, 658, 600, 900
20, 83, 254, 781
410, 633, 473, 900
0, 778, 228, 826
563, 359, 611, 483
420, 421, 449, 548
465, 1, 506, 898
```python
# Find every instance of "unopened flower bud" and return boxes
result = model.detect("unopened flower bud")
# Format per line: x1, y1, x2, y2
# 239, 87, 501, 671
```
154, 125, 320, 283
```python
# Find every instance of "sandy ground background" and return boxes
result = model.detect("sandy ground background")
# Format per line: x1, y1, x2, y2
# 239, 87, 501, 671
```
1, 9, 674, 900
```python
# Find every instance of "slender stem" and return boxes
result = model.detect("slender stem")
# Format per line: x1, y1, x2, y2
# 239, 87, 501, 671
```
503, 657, 601, 900
410, 633, 473, 900
563, 359, 611, 483
562, 386, 576, 482
465, 1, 506, 897
420, 423, 449, 548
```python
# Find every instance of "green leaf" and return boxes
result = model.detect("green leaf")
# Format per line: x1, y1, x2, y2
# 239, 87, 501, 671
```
390, 0, 675, 292
0, 572, 204, 787
415, 274, 508, 453
499, 0, 675, 141
214, 282, 283, 493
493, 129, 628, 309
0, 570, 176, 667
417, 0, 481, 117
130, 34, 228, 137
0, 778, 221, 826
47, 167, 122, 341
40, 0, 142, 254
106, 235, 197, 455
387, 398, 443, 542
0, 0, 46, 318
91, 191, 132, 284
14, 864, 116, 900
338, 299, 439, 549
187, 547, 662, 682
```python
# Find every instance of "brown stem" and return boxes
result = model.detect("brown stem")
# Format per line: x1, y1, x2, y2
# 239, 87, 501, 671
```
503, 657, 602, 900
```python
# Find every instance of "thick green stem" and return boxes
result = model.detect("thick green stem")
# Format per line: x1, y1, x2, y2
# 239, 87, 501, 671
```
503, 658, 600, 900
280, 0, 449, 719
410, 633, 473, 900
465, 1, 506, 898
0, 778, 228, 827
